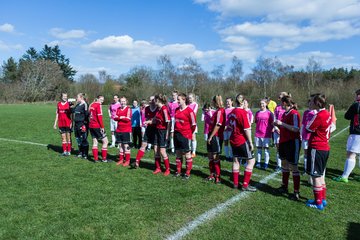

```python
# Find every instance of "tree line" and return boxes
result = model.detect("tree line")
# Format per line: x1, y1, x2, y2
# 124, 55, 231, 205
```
1, 45, 360, 109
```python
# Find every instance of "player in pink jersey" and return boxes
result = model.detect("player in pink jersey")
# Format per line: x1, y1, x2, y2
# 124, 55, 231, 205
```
174, 93, 197, 179
201, 103, 215, 141
53, 93, 72, 156
304, 93, 333, 210
301, 99, 316, 174
168, 90, 179, 153
224, 97, 235, 162
188, 93, 199, 158
114, 97, 132, 167
108, 95, 121, 147
228, 94, 257, 192
273, 92, 291, 171
254, 99, 274, 170
243, 99, 254, 124
152, 94, 171, 176
89, 95, 109, 163
206, 95, 226, 184
273, 95, 301, 201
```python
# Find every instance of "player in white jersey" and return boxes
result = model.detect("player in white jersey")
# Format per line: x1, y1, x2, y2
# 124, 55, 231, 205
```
188, 93, 199, 158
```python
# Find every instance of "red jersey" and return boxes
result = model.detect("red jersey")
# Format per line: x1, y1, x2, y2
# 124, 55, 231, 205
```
155, 105, 171, 130
208, 107, 226, 138
306, 109, 332, 151
89, 102, 104, 129
175, 106, 197, 139
279, 109, 300, 143
114, 106, 132, 133
56, 101, 72, 128
228, 108, 251, 147
144, 106, 158, 127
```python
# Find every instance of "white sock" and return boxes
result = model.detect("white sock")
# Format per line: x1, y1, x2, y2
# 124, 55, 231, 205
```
303, 156, 307, 171
277, 152, 281, 167
257, 149, 262, 163
224, 146, 229, 158
342, 158, 356, 178
264, 148, 270, 164
147, 144, 152, 149
192, 140, 197, 153
170, 138, 174, 149
111, 135, 115, 145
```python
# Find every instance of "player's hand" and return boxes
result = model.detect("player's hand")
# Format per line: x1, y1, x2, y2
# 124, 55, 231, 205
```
274, 120, 282, 126
249, 142, 254, 152
207, 136, 212, 145
53, 124, 57, 130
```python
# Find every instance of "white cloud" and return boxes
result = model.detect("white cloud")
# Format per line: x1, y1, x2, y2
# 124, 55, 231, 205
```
0, 40, 22, 51
0, 23, 15, 33
50, 28, 87, 39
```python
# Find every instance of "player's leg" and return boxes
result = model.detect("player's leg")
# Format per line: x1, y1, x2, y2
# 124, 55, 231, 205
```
232, 157, 240, 188
92, 137, 99, 162
123, 143, 131, 167
60, 132, 67, 156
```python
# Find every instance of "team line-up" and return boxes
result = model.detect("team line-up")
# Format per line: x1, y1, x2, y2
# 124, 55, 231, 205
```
54, 90, 360, 211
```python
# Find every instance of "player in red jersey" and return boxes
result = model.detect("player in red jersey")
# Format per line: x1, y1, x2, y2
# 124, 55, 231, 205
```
152, 94, 171, 175
273, 95, 301, 200
305, 94, 333, 210
53, 93, 72, 156
114, 97, 132, 167
132, 96, 158, 168
174, 93, 197, 179
89, 95, 109, 162
228, 94, 257, 192
206, 95, 226, 184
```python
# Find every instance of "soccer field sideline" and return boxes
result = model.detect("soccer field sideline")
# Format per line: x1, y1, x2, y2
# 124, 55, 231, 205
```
0, 126, 350, 240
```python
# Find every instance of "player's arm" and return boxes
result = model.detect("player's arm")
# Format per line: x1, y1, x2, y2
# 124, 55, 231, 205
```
274, 114, 300, 132
244, 128, 253, 152
53, 109, 58, 129
344, 102, 358, 120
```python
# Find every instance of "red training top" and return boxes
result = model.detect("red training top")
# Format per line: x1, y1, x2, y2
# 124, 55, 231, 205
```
279, 108, 301, 143
114, 106, 132, 133
174, 106, 197, 140
228, 108, 251, 147
155, 105, 171, 130
89, 102, 104, 129
56, 101, 72, 128
306, 109, 332, 151
208, 107, 226, 138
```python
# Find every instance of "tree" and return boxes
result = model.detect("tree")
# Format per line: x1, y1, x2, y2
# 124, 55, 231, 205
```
1, 57, 18, 83
305, 56, 322, 96
227, 56, 243, 90
77, 74, 102, 101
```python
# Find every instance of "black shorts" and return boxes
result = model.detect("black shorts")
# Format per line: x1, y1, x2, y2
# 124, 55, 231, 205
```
115, 132, 131, 144
232, 141, 254, 160
279, 139, 300, 165
207, 136, 221, 153
59, 127, 71, 134
174, 131, 191, 153
90, 128, 106, 140
154, 129, 168, 148
143, 126, 156, 145
306, 148, 329, 177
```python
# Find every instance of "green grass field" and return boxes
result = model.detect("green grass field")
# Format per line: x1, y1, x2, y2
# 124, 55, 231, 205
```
0, 104, 359, 240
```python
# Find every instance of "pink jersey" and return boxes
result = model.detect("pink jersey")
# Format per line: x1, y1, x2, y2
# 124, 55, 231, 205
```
202, 109, 215, 134
255, 110, 274, 138
246, 109, 254, 124
109, 102, 121, 119
225, 107, 235, 132
301, 109, 316, 141
140, 107, 146, 127
188, 102, 199, 115
274, 105, 285, 121
168, 101, 179, 118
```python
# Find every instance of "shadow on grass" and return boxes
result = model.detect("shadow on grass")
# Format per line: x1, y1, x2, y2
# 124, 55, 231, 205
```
347, 222, 360, 240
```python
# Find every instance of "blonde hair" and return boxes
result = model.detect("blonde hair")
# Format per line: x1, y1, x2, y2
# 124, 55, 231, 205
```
212, 95, 223, 108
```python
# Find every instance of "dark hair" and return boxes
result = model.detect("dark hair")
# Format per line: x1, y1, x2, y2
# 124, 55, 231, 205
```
60, 92, 67, 99
155, 94, 167, 104
113, 94, 119, 98
280, 95, 297, 110
311, 93, 327, 109
355, 89, 360, 95
97, 95, 104, 99
178, 93, 189, 105
235, 94, 244, 106
172, 90, 179, 94
202, 102, 211, 110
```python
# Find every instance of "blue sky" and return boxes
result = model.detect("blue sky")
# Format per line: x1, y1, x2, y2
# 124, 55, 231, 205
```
1, 0, 360, 78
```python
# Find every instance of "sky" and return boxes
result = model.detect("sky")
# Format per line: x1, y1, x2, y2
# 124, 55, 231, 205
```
1, 0, 360, 79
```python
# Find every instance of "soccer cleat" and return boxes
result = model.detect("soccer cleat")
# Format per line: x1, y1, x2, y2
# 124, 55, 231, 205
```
263, 163, 268, 170
102, 159, 108, 163
93, 160, 99, 163
131, 162, 139, 169
66, 152, 71, 156
306, 199, 327, 207
173, 172, 181, 178
116, 161, 124, 166
205, 176, 215, 181
242, 185, 257, 192
333, 176, 349, 183
153, 168, 162, 174
306, 202, 324, 210
82, 155, 88, 160
182, 174, 190, 180
123, 161, 130, 167
255, 163, 261, 168
289, 192, 300, 201
61, 152, 68, 157
275, 166, 282, 172
77, 153, 83, 158
215, 177, 222, 184
164, 169, 171, 176
277, 185, 288, 194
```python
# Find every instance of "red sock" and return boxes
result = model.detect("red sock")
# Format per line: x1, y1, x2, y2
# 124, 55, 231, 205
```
209, 160, 214, 175
155, 157, 161, 169
62, 142, 67, 152
233, 170, 239, 187
101, 148, 107, 160
67, 142, 72, 153
214, 160, 221, 177
322, 184, 327, 201
293, 172, 300, 193
92, 147, 98, 161
186, 158, 193, 175
282, 171, 290, 189
164, 157, 170, 170
176, 158, 182, 174
243, 169, 253, 188
136, 149, 145, 163
313, 186, 323, 205
125, 152, 131, 163
119, 153, 124, 162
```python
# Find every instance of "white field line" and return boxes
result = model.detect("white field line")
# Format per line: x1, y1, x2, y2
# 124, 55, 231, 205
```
165, 126, 348, 240
0, 137, 48, 147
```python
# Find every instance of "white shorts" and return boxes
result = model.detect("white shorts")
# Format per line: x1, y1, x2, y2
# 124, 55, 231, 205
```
273, 132, 280, 144
255, 137, 271, 148
302, 140, 308, 150
110, 119, 118, 132
204, 134, 208, 141
170, 117, 175, 133
223, 131, 231, 141
346, 134, 360, 154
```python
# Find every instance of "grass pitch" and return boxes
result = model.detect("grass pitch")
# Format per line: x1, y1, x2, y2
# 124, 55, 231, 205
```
0, 104, 359, 240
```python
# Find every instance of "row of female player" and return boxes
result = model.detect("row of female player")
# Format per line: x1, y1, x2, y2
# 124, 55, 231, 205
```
54, 91, 335, 210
